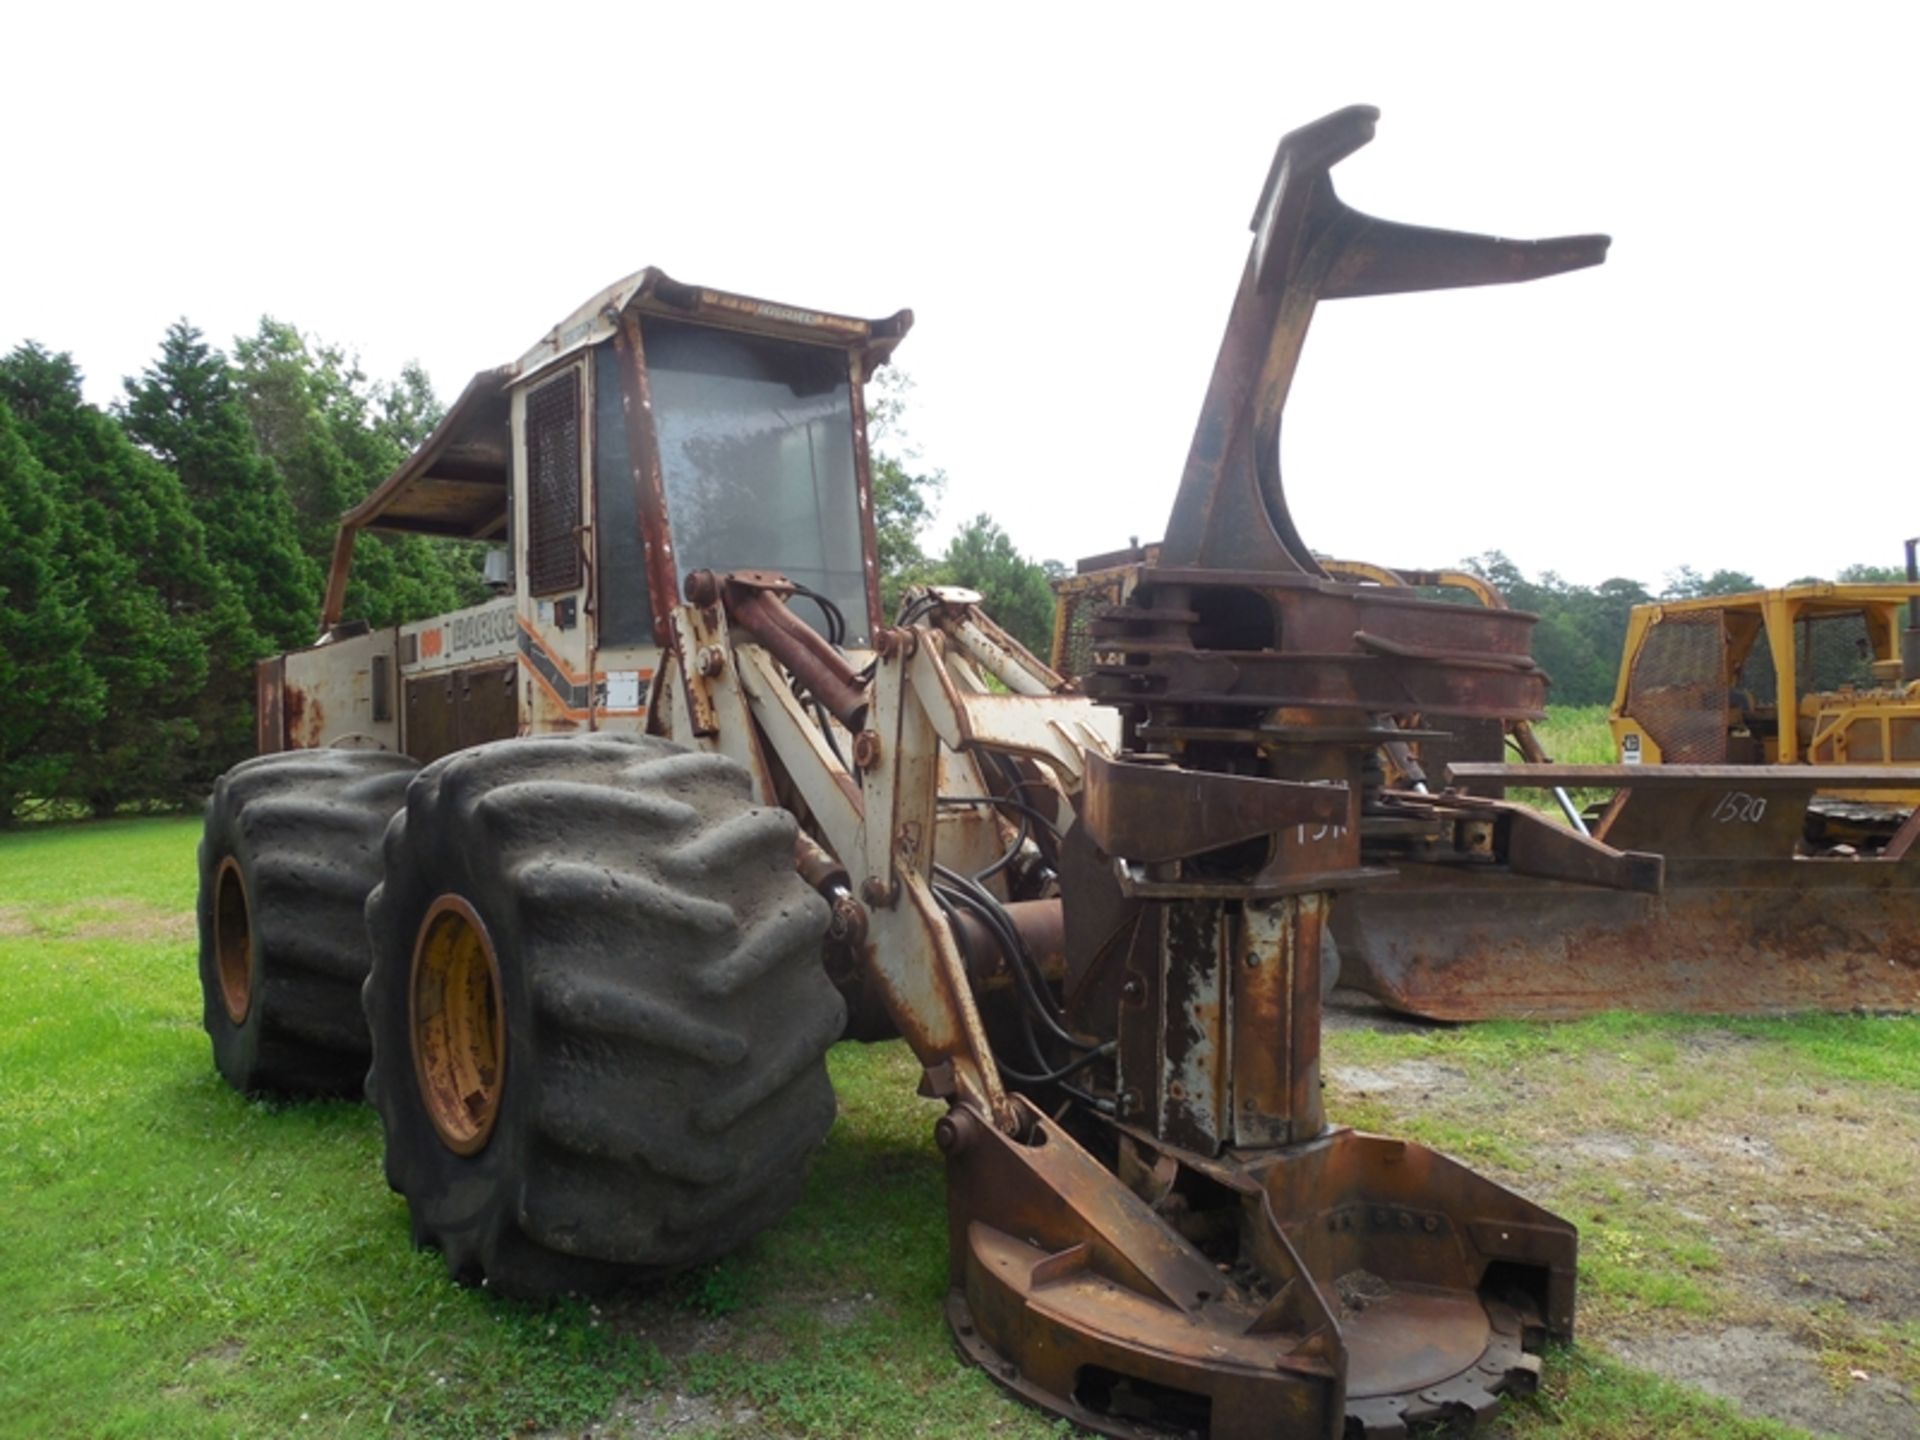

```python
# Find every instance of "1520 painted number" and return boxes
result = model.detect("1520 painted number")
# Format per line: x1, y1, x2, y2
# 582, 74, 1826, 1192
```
1711, 791, 1767, 824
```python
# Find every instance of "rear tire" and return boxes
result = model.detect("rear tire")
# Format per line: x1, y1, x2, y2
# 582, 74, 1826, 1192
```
196, 748, 417, 1096
363, 734, 844, 1298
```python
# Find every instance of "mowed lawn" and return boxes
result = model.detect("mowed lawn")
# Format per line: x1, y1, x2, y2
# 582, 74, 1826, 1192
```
2, 812, 1913, 1439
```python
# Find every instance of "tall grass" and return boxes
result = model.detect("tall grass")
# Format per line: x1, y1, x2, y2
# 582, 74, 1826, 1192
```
1531, 703, 1616, 765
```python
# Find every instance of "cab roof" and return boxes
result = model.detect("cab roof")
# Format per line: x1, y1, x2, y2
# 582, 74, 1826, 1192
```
1643, 582, 1920, 621
340, 269, 911, 541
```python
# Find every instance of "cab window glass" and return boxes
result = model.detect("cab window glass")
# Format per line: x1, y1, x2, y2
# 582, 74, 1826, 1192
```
642, 318, 870, 643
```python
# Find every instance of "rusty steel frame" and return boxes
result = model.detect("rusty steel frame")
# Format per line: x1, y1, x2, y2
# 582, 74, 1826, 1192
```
320, 270, 906, 642
1336, 764, 1920, 1020
646, 104, 1609, 1437
658, 577, 1584, 1434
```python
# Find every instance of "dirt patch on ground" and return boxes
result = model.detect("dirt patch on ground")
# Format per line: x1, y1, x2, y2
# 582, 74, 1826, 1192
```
58, 899, 196, 943
812, 1291, 878, 1329
1325, 1058, 1471, 1099
1609, 1327, 1916, 1440
532, 1389, 760, 1439
1673, 1030, 1769, 1060
1566, 1131, 1700, 1167
1323, 990, 1435, 1036
0, 906, 32, 937
1738, 1238, 1918, 1327
609, 1308, 736, 1363
1321, 1008, 1920, 1436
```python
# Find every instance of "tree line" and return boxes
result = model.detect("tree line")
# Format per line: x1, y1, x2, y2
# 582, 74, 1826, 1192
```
1464, 552, 1904, 709
0, 330, 1896, 822
0, 323, 487, 821
866, 372, 1062, 653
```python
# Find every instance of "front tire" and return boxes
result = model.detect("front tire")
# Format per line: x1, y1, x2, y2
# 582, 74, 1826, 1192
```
363, 735, 844, 1298
196, 748, 417, 1095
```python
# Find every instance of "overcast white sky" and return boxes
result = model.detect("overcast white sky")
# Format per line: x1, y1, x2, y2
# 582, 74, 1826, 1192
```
5, 4, 1915, 588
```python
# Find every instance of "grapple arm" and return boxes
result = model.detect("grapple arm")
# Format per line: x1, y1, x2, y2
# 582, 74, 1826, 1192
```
1160, 104, 1610, 576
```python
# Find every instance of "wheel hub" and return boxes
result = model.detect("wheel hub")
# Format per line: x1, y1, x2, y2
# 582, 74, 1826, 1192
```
410, 896, 506, 1155
213, 856, 253, 1024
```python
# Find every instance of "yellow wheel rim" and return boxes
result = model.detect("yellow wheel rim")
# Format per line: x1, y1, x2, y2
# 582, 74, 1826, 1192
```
409, 895, 506, 1156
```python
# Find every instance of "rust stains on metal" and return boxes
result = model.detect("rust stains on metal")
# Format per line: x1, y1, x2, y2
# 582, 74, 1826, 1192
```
948, 899, 1064, 991
1156, 104, 1605, 580
612, 308, 684, 645
1231, 896, 1323, 1147
961, 104, 1606, 1435
280, 682, 326, 749
254, 657, 286, 755
1081, 751, 1345, 865
712, 572, 870, 731
943, 1099, 1570, 1440
1336, 766, 1920, 1020
1338, 842, 1920, 1021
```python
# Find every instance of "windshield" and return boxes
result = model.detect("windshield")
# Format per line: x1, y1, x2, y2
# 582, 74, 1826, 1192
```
641, 317, 871, 644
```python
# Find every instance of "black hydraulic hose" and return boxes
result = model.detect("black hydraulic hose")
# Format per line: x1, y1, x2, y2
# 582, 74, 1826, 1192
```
936, 794, 1064, 842
995, 1041, 1117, 1087
939, 866, 1069, 1029
789, 581, 846, 646
1061, 1082, 1116, 1115
934, 867, 1084, 1045
812, 700, 847, 769
932, 885, 1056, 1077
972, 805, 1029, 884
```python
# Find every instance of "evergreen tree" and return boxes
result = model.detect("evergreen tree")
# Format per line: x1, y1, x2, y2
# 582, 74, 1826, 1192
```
866, 370, 945, 617
1663, 565, 1762, 600
233, 319, 484, 627
376, 359, 446, 453
1837, 562, 1906, 584
121, 321, 320, 650
935, 515, 1059, 656
0, 344, 257, 808
0, 399, 103, 821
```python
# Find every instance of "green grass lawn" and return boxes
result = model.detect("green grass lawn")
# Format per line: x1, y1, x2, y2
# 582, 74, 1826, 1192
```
2, 809, 1911, 1438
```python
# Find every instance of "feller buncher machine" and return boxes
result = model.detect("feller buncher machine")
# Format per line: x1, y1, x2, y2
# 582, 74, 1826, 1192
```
198, 107, 1612, 1436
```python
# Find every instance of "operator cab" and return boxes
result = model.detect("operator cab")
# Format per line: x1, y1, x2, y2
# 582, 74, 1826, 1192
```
261, 271, 909, 762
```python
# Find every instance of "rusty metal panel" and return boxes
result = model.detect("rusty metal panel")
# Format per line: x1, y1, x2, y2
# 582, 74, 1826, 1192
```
405, 672, 457, 765
1626, 611, 1728, 762
1418, 716, 1506, 793
280, 628, 402, 751
1336, 854, 1920, 1020
254, 656, 285, 755
1231, 897, 1323, 1147
404, 661, 518, 765
1081, 751, 1345, 865
1599, 784, 1807, 859
1154, 900, 1229, 1152
524, 369, 583, 596
456, 661, 518, 750
1051, 567, 1131, 681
